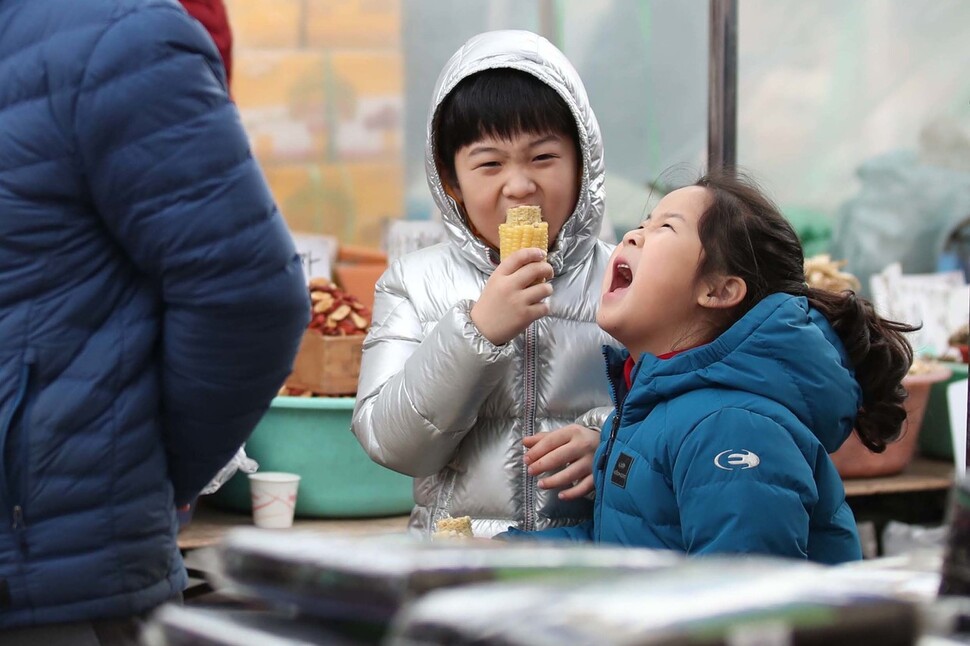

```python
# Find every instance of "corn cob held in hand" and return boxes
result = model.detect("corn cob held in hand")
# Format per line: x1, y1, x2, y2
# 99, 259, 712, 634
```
499, 205, 548, 261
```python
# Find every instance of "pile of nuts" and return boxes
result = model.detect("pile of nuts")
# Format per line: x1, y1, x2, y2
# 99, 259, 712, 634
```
949, 323, 969, 347
279, 278, 372, 397
804, 254, 861, 293
308, 277, 370, 336
908, 357, 945, 376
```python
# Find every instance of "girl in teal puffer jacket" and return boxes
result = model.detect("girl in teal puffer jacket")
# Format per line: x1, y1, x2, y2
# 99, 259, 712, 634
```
512, 169, 915, 563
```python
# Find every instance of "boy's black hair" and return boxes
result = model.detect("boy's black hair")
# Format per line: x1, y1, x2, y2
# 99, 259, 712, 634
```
693, 168, 917, 454
432, 68, 580, 185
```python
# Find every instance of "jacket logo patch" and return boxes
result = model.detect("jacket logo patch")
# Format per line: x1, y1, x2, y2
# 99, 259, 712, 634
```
611, 452, 635, 488
714, 449, 761, 471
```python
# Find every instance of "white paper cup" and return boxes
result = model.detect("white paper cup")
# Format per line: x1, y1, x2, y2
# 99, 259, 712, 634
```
249, 472, 301, 529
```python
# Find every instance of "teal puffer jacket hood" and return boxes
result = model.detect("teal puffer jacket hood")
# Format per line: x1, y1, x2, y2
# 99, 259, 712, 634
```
620, 293, 861, 454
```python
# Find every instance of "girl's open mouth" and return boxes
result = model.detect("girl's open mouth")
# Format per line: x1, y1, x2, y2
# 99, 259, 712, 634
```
609, 260, 633, 293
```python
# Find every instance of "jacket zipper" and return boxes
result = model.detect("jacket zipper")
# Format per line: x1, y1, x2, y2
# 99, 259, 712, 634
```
597, 349, 624, 472
595, 349, 627, 532
595, 407, 622, 533
523, 321, 539, 531
0, 359, 32, 550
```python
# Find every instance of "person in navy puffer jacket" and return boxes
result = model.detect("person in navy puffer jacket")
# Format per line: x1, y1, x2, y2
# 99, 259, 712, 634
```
0, 0, 309, 638
506, 169, 916, 564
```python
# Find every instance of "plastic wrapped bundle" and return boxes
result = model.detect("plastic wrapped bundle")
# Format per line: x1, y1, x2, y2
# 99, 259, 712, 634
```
388, 558, 920, 646
215, 529, 680, 625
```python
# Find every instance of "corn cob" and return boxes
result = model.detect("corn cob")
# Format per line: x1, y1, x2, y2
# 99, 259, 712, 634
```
433, 515, 474, 539
499, 205, 548, 261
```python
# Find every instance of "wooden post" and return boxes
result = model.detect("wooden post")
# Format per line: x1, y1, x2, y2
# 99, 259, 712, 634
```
708, 0, 738, 173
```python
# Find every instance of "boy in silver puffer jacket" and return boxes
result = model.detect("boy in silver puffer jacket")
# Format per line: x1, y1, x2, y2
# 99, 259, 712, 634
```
352, 30, 617, 538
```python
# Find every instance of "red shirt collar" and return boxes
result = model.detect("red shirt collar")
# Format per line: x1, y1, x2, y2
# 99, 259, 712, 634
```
622, 356, 636, 389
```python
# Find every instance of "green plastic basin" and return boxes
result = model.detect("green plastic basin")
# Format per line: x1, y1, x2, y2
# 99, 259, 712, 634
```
918, 361, 969, 460
207, 397, 414, 518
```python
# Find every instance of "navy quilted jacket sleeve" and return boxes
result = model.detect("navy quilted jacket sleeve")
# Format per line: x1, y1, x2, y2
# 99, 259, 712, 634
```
75, 4, 309, 504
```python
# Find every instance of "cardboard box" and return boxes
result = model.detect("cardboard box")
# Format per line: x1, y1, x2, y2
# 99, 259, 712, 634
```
285, 331, 363, 396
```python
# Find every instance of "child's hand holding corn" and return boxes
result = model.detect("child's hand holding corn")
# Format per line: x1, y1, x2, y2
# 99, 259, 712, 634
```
471, 247, 553, 346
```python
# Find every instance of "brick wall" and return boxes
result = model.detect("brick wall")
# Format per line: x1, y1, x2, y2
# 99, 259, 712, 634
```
225, 0, 403, 246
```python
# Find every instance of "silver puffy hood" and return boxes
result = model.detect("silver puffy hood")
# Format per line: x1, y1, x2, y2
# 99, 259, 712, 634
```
424, 30, 606, 276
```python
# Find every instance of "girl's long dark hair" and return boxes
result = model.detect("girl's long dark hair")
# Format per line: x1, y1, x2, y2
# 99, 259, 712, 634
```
694, 169, 916, 452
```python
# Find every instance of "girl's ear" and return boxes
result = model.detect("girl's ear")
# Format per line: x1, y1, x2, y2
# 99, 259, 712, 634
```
698, 275, 747, 310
